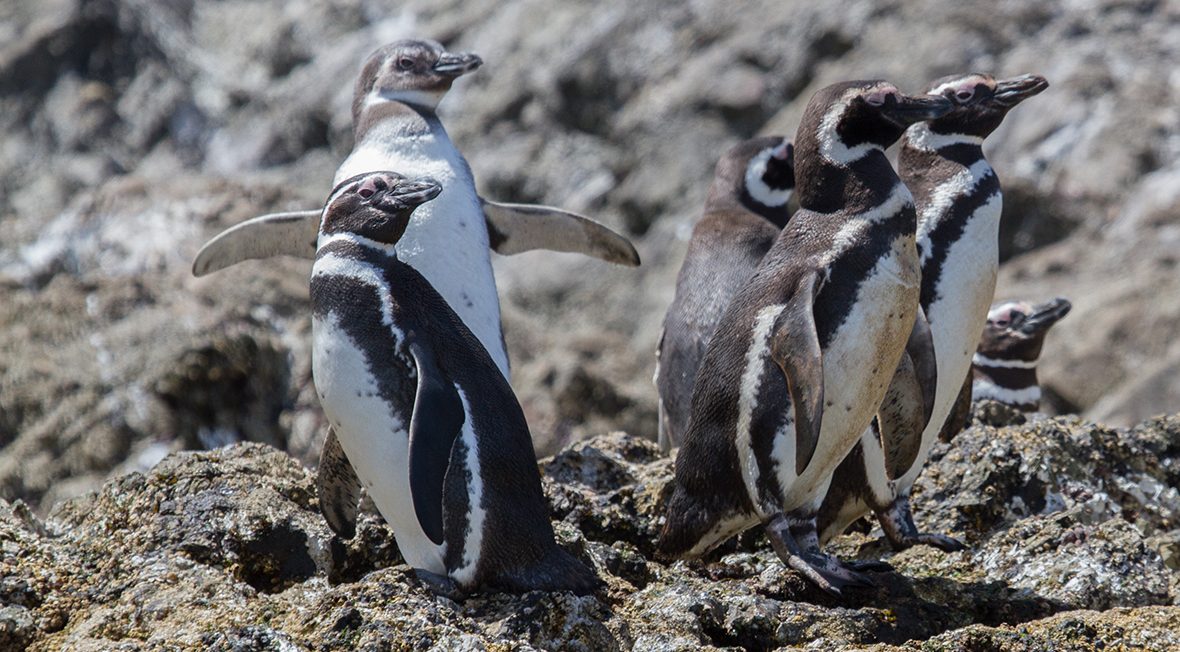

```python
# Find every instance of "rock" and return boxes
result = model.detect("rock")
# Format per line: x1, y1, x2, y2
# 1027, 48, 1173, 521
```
3, 421, 1177, 649
2, 0, 1179, 645
913, 607, 1180, 652
913, 415, 1180, 542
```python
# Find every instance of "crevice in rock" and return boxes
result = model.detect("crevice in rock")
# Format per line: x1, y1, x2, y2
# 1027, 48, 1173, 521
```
234, 520, 317, 593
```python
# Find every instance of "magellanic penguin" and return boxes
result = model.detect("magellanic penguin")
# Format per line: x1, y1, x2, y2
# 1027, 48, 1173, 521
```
192, 38, 640, 380
816, 73, 1050, 551
310, 171, 601, 595
657, 81, 952, 595
656, 136, 796, 453
971, 297, 1071, 410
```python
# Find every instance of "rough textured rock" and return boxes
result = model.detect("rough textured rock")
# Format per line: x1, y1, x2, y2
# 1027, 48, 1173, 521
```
3, 419, 1178, 649
1, 0, 1178, 646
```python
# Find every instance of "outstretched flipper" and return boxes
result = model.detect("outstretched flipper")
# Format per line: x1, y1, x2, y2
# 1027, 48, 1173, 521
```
192, 209, 320, 276
480, 197, 641, 266
317, 428, 362, 539
905, 308, 938, 429
193, 198, 639, 276
769, 272, 824, 476
407, 341, 466, 546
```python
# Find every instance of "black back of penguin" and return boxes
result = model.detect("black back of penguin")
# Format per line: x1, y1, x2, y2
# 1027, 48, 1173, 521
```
312, 172, 599, 594
657, 136, 796, 452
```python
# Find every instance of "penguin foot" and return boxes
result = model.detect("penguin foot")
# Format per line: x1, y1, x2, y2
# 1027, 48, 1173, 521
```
901, 533, 965, 552
877, 495, 965, 553
413, 569, 466, 600
843, 559, 894, 573
764, 512, 875, 597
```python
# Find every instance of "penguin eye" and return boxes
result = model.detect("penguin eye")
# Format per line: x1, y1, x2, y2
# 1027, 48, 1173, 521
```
358, 187, 374, 198
955, 89, 974, 102
397, 57, 415, 71
994, 319, 1009, 327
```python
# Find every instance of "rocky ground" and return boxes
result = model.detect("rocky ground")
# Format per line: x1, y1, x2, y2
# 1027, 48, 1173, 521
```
1, 0, 1179, 649
2, 415, 1179, 650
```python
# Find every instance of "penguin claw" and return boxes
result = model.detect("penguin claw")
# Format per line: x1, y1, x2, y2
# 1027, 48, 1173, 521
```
764, 512, 877, 598
413, 569, 466, 600
788, 555, 876, 597
844, 559, 894, 573
910, 533, 966, 552
878, 496, 966, 554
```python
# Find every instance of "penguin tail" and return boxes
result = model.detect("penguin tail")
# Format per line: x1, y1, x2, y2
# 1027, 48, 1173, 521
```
492, 544, 603, 596
656, 483, 740, 561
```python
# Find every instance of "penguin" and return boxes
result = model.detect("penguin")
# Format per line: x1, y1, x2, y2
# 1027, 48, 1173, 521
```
310, 170, 600, 595
655, 136, 796, 453
192, 38, 640, 380
657, 81, 952, 595
971, 297, 1072, 410
816, 73, 1049, 551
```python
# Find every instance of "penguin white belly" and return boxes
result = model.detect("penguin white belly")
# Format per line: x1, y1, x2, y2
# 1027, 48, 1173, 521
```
312, 312, 447, 575
900, 197, 1000, 489
334, 137, 508, 379
777, 238, 920, 510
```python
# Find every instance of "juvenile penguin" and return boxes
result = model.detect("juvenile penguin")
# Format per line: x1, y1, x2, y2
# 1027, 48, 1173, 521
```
971, 297, 1071, 410
816, 73, 1049, 550
193, 38, 640, 380
310, 171, 600, 595
656, 136, 796, 453
657, 81, 951, 594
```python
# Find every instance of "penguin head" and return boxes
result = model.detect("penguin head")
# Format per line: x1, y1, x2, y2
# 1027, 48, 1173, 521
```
353, 39, 483, 119
707, 136, 795, 226
799, 80, 953, 166
922, 73, 1049, 138
978, 297, 1071, 363
321, 172, 443, 245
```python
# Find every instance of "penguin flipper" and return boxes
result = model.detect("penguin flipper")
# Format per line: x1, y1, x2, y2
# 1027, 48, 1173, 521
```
480, 197, 641, 267
769, 272, 825, 476
875, 355, 927, 481
906, 308, 938, 430
407, 341, 466, 546
317, 427, 362, 539
191, 209, 320, 276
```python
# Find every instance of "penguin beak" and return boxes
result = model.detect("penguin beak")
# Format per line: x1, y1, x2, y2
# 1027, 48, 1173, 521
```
388, 177, 443, 209
991, 74, 1049, 108
880, 94, 953, 127
433, 51, 483, 77
1019, 297, 1071, 335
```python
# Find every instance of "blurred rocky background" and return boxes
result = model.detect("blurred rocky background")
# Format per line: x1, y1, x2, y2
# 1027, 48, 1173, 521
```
0, 0, 1177, 648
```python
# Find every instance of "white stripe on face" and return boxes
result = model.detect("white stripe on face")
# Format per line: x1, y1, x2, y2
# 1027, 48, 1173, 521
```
906, 122, 984, 152
744, 146, 794, 208
817, 88, 881, 165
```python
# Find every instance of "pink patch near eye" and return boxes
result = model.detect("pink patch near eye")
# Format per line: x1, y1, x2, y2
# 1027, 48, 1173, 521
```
866, 89, 894, 106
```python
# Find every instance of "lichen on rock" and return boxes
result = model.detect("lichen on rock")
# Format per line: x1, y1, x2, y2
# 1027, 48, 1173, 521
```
2, 417, 1177, 650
